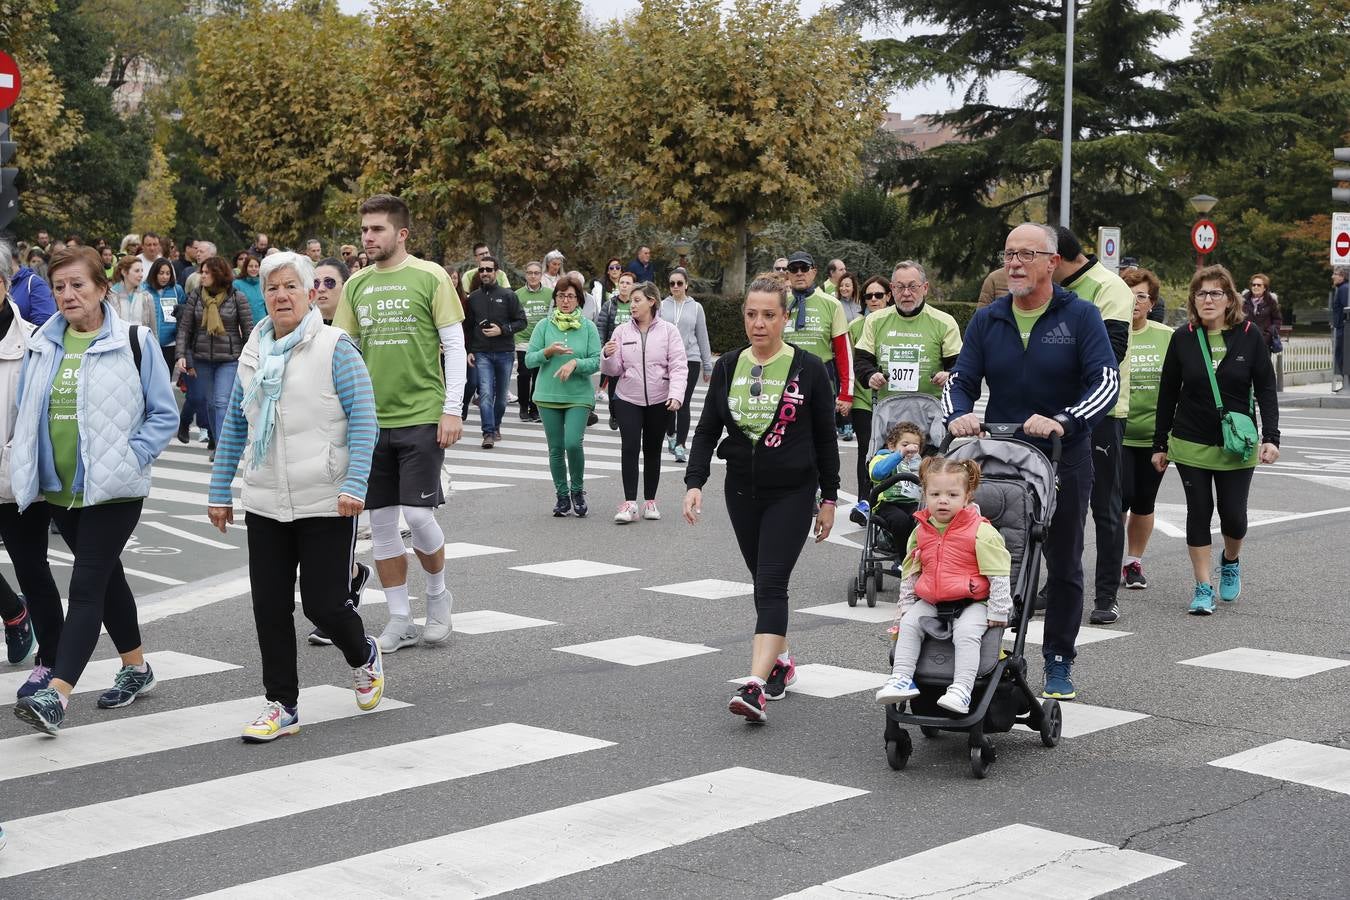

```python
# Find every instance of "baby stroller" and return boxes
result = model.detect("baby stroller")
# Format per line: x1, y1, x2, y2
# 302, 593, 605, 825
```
881, 423, 1063, 778
847, 392, 946, 608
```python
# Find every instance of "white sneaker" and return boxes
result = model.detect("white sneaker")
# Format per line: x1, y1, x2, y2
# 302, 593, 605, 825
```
875, 677, 920, 704
642, 500, 661, 520
376, 615, 420, 652
936, 684, 972, 715
614, 501, 639, 524
353, 638, 384, 710
196, 428, 209, 443
423, 589, 453, 644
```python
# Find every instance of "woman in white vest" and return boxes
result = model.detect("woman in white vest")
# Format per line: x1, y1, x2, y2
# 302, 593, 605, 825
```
206, 252, 385, 744
10, 246, 178, 736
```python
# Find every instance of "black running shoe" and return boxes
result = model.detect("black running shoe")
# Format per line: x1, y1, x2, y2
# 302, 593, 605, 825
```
307, 628, 333, 646
4, 600, 34, 664
1122, 562, 1147, 589
1089, 602, 1120, 625
570, 490, 588, 518
350, 562, 372, 603
586, 411, 599, 427
763, 657, 797, 701
96, 663, 156, 709
729, 683, 768, 723
553, 493, 572, 517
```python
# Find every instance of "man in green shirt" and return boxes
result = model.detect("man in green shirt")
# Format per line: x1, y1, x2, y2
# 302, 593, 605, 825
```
854, 259, 963, 403
335, 194, 466, 654
821, 258, 845, 296
515, 261, 553, 423
783, 251, 853, 420
460, 242, 510, 295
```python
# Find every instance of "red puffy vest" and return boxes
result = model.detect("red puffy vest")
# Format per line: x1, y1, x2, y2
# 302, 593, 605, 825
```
912, 504, 991, 603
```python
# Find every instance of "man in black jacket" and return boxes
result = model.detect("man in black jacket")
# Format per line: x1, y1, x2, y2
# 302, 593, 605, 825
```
466, 256, 527, 448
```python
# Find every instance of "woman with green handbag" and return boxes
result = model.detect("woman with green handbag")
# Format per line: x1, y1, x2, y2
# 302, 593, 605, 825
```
1151, 265, 1280, 616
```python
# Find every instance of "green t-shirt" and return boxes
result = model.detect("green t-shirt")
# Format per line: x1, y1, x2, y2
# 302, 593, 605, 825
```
784, 288, 847, 362
515, 286, 553, 348
1124, 320, 1174, 448
728, 345, 793, 441
1169, 330, 1253, 470
847, 315, 871, 412
335, 255, 465, 428
45, 329, 98, 508
612, 301, 632, 330
901, 518, 1012, 579
1012, 300, 1050, 348
854, 304, 963, 401
461, 269, 510, 294
1065, 261, 1133, 418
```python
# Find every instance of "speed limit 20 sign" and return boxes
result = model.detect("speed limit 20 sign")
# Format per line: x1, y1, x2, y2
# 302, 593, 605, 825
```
1191, 219, 1219, 255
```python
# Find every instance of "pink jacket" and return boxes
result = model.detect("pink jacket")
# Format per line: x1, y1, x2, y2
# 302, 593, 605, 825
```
600, 316, 688, 407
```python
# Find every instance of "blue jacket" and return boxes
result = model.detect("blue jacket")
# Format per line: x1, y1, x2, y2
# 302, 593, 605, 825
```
942, 285, 1119, 448
10, 302, 178, 510
1333, 282, 1349, 331
147, 283, 186, 346
10, 268, 56, 327
234, 276, 266, 325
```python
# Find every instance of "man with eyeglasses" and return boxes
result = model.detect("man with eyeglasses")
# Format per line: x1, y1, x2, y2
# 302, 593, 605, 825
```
782, 251, 853, 419
944, 223, 1118, 702
822, 258, 846, 296
465, 255, 527, 448
460, 242, 510, 295
515, 262, 553, 422
1053, 226, 1134, 627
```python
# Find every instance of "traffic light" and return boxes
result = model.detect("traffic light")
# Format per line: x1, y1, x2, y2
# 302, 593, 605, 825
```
1336, 148, 1350, 205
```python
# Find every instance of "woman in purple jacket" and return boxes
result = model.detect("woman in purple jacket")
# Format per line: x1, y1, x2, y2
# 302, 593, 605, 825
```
600, 282, 688, 523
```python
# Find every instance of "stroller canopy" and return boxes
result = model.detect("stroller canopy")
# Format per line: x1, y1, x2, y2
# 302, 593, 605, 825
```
946, 438, 1057, 525
868, 393, 948, 456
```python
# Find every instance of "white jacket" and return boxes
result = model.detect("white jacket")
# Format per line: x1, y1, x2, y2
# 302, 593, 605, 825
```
0, 307, 34, 504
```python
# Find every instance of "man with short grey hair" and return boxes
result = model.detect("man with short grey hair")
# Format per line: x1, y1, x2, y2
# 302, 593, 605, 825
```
823, 258, 846, 296
305, 239, 323, 263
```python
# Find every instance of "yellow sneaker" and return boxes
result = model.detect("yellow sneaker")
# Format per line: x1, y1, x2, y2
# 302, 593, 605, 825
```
354, 637, 385, 711
242, 700, 299, 743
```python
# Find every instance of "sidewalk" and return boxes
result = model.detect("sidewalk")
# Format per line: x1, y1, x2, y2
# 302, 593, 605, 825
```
1280, 380, 1350, 409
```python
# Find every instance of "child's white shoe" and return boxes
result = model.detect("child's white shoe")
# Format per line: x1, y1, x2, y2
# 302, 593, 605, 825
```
875, 677, 920, 704
936, 684, 972, 715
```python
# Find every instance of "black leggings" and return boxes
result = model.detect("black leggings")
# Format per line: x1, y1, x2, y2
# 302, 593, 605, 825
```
1122, 445, 1165, 516
0, 502, 61, 665
1174, 463, 1254, 546
665, 362, 701, 446
247, 513, 369, 708
724, 485, 815, 636
615, 397, 669, 501
851, 407, 873, 499
516, 350, 538, 417
49, 501, 144, 687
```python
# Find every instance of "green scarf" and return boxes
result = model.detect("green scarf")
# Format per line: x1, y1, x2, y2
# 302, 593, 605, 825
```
551, 308, 582, 331
204, 288, 227, 336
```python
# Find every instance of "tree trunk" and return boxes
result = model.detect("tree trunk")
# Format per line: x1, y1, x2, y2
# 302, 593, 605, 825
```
724, 217, 749, 299
477, 206, 505, 266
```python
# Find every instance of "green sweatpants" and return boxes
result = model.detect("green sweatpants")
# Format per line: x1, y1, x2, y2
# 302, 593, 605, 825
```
539, 405, 589, 494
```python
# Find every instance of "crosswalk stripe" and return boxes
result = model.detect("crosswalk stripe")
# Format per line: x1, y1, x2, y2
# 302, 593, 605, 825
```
0, 723, 613, 878
0, 685, 409, 782
150, 485, 220, 507
190, 767, 867, 898
775, 823, 1183, 899
0, 650, 238, 699
450, 447, 681, 474
1210, 739, 1350, 796
442, 464, 561, 481
46, 549, 184, 586
140, 519, 237, 549
152, 465, 213, 486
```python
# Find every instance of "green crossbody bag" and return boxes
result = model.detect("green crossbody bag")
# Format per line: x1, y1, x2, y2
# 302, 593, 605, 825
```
1196, 327, 1258, 462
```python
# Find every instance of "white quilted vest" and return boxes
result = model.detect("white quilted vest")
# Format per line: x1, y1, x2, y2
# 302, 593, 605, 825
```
235, 316, 348, 522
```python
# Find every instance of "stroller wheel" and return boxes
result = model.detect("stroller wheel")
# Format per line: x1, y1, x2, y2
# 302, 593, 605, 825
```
865, 571, 878, 608
919, 725, 942, 739
969, 743, 996, 779
1039, 699, 1062, 747
885, 731, 911, 770
846, 575, 860, 607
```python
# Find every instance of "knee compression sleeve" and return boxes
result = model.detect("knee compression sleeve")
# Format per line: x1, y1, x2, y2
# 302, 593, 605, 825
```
368, 506, 406, 561
401, 505, 445, 555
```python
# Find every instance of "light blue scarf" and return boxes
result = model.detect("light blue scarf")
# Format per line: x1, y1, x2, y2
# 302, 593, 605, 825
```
243, 306, 319, 469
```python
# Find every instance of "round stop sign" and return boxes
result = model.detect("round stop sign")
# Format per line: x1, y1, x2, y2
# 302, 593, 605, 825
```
1336, 231, 1350, 260
0, 51, 20, 112
1192, 219, 1218, 255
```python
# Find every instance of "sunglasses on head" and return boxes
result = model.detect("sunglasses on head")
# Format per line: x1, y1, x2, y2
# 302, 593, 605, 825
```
786, 264, 811, 274
749, 364, 764, 397
313, 277, 339, 289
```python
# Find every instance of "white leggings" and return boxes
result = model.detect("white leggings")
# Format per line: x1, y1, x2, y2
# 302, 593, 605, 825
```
368, 505, 444, 561
890, 601, 988, 693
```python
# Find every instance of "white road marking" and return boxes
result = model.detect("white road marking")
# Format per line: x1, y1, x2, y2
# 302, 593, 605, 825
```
510, 558, 639, 579
138, 573, 252, 624
732, 663, 889, 698
45, 549, 183, 586
450, 610, 556, 634
190, 767, 867, 899
1179, 647, 1350, 679
140, 519, 237, 549
1012, 701, 1150, 739
0, 724, 613, 878
643, 579, 754, 599
799, 602, 896, 624
555, 634, 718, 666
1210, 739, 1350, 796
0, 650, 238, 698
1008, 621, 1131, 647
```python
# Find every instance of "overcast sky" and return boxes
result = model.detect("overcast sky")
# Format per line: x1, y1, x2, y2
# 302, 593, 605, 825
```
337, 0, 1200, 117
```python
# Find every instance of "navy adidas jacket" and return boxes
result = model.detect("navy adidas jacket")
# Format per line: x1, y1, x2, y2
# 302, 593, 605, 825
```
942, 285, 1119, 448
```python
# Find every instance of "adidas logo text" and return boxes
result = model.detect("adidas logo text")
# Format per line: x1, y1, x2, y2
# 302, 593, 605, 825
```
1042, 322, 1075, 345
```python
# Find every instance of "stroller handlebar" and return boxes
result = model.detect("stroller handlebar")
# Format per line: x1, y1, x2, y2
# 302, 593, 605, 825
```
939, 422, 1062, 466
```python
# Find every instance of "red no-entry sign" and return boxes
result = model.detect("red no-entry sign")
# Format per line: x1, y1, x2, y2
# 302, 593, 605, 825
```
0, 52, 20, 112
1336, 232, 1350, 260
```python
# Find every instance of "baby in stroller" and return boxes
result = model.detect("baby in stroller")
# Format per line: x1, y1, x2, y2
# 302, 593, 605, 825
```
874, 456, 1012, 715
863, 420, 923, 552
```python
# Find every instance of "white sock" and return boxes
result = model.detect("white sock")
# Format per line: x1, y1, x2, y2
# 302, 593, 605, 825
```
425, 569, 446, 597
746, 675, 765, 687
384, 584, 411, 619
776, 652, 792, 665
1125, 556, 1141, 567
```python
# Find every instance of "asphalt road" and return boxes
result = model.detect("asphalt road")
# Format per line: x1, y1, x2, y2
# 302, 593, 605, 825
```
1, 387, 1348, 898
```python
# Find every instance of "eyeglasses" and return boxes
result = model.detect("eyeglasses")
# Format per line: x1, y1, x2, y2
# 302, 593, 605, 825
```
749, 364, 764, 397
1249, 282, 1264, 288
786, 264, 811, 274
1132, 292, 1152, 302
555, 291, 578, 301
313, 277, 339, 289
669, 280, 686, 287
891, 281, 924, 294
1194, 289, 1227, 301
1001, 249, 1055, 264
863, 291, 888, 300
478, 266, 496, 274
773, 266, 788, 272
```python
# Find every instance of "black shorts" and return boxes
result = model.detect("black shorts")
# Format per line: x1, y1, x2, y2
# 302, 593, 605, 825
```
366, 424, 445, 509
1121, 445, 1165, 516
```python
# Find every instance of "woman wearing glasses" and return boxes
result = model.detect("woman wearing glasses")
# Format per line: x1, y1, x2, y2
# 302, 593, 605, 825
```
1152, 265, 1279, 616
845, 276, 894, 510
683, 275, 839, 724
661, 267, 712, 463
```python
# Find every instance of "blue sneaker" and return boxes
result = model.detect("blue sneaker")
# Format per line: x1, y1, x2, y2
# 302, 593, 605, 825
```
1219, 558, 1241, 602
840, 424, 855, 442
875, 676, 921, 704
5, 600, 34, 664
1042, 655, 1076, 700
16, 663, 52, 700
14, 686, 65, 735
849, 500, 870, 527
1189, 582, 1216, 615
96, 664, 156, 709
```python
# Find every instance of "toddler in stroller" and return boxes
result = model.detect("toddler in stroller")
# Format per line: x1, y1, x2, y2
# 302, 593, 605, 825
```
875, 456, 1011, 715
864, 421, 923, 555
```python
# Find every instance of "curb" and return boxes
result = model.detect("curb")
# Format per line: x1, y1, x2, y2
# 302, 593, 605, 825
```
1283, 395, 1350, 409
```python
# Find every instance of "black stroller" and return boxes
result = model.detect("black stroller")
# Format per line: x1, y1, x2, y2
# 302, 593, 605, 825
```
880, 424, 1063, 778
846, 392, 946, 608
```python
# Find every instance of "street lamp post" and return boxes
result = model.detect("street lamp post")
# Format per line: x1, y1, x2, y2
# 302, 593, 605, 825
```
1058, 0, 1075, 228
1189, 193, 1218, 270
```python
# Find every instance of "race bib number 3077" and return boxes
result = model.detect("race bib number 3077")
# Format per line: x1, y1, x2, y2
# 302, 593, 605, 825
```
885, 345, 922, 392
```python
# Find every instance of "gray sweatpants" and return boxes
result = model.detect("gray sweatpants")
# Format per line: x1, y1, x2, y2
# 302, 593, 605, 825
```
890, 601, 988, 693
